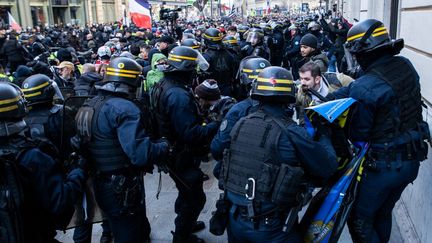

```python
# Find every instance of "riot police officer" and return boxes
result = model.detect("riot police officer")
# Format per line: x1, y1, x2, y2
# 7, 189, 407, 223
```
221, 66, 338, 242
237, 25, 250, 49
150, 46, 220, 243
267, 22, 285, 66
241, 28, 270, 60
75, 57, 170, 242
283, 24, 302, 69
21, 74, 67, 151
202, 28, 239, 96
329, 19, 430, 243
181, 38, 202, 50
211, 57, 270, 180
0, 82, 86, 242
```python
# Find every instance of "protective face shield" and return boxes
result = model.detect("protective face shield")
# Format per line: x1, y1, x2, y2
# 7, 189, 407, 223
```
246, 32, 263, 46
196, 50, 209, 71
51, 80, 64, 102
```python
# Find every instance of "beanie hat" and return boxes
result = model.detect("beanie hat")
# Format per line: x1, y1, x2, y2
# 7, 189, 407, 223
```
14, 65, 33, 78
300, 33, 318, 49
57, 48, 73, 62
195, 79, 221, 101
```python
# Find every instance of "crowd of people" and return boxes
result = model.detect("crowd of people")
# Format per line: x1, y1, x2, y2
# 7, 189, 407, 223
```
0, 10, 430, 243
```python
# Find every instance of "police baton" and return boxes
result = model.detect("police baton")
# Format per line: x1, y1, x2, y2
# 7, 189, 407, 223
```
307, 88, 330, 102
282, 204, 302, 232
282, 191, 311, 232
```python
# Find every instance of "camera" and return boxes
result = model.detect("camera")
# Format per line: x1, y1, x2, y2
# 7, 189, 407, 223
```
159, 8, 182, 21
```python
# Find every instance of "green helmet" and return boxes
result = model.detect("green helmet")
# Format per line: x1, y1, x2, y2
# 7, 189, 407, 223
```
251, 66, 295, 103
105, 57, 143, 87
345, 19, 391, 54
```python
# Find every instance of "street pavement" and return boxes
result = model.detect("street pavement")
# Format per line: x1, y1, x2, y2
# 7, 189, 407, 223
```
56, 160, 403, 243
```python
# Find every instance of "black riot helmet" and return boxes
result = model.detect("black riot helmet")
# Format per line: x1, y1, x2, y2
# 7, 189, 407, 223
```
251, 66, 295, 104
222, 36, 239, 49
239, 57, 271, 85
237, 25, 250, 40
245, 28, 264, 46
104, 57, 143, 87
203, 28, 224, 46
181, 38, 201, 50
21, 74, 58, 106
166, 46, 199, 72
32, 42, 47, 56
345, 19, 391, 54
0, 82, 27, 120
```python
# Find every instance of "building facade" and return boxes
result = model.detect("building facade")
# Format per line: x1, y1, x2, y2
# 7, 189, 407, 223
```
344, 1, 432, 242
0, 0, 126, 27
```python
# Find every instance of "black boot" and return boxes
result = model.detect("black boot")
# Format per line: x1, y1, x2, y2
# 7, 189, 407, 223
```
191, 221, 205, 233
100, 233, 113, 243
171, 231, 205, 243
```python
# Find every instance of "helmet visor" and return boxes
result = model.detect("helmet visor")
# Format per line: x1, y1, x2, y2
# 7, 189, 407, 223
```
246, 32, 262, 46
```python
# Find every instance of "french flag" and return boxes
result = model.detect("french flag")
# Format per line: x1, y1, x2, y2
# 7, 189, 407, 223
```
129, 0, 152, 29
8, 12, 21, 33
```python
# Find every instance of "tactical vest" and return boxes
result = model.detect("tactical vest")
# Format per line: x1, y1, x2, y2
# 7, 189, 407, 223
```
368, 56, 423, 141
150, 78, 200, 141
222, 110, 304, 206
149, 79, 176, 140
24, 105, 62, 141
0, 141, 26, 243
75, 96, 130, 172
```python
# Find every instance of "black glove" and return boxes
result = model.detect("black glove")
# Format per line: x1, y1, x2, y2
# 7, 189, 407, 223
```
311, 117, 332, 140
155, 137, 174, 173
68, 152, 88, 171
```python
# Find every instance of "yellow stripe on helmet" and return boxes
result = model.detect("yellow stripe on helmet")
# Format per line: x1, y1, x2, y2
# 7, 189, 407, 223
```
257, 77, 293, 84
24, 91, 42, 98
347, 26, 388, 42
203, 33, 223, 41
0, 96, 20, 105
107, 67, 141, 75
223, 40, 238, 44
22, 82, 49, 92
168, 54, 198, 61
168, 57, 182, 62
106, 72, 137, 78
242, 69, 253, 73
257, 86, 292, 92
372, 30, 388, 37
0, 105, 18, 113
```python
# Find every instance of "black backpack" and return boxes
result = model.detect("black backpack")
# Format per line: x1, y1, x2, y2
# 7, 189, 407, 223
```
0, 148, 25, 243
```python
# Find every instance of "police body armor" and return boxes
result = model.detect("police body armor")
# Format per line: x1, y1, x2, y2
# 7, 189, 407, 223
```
0, 141, 26, 243
25, 105, 62, 140
149, 79, 177, 140
150, 78, 208, 159
368, 56, 423, 141
222, 109, 304, 206
75, 96, 130, 172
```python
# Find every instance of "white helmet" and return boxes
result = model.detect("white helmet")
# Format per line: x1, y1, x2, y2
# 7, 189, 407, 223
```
97, 46, 112, 58
308, 21, 321, 31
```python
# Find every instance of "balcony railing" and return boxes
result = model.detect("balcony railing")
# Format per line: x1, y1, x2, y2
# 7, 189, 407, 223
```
52, 0, 68, 5
69, 0, 82, 5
